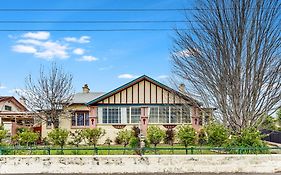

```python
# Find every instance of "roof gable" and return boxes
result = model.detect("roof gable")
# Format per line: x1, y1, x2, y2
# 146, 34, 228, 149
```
0, 96, 28, 111
86, 75, 200, 106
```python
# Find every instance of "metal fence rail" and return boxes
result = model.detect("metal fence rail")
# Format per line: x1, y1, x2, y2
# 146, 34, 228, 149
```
0, 146, 281, 155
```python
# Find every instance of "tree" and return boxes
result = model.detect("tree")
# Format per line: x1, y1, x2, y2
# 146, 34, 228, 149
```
116, 129, 132, 148
18, 130, 39, 146
259, 115, 278, 131
177, 125, 196, 148
47, 128, 69, 149
147, 126, 165, 148
82, 128, 105, 148
204, 123, 229, 146
19, 63, 74, 128
172, 0, 281, 133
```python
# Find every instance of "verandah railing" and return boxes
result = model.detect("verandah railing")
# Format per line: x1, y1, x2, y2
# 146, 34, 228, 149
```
0, 146, 280, 155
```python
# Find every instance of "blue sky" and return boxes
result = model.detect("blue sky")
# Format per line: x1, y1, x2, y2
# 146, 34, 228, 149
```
0, 0, 195, 95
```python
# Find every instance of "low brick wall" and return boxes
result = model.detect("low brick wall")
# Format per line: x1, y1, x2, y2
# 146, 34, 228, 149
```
0, 155, 281, 174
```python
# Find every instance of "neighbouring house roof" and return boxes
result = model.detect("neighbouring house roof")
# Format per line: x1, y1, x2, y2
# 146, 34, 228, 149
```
71, 92, 104, 104
86, 75, 201, 106
0, 96, 27, 111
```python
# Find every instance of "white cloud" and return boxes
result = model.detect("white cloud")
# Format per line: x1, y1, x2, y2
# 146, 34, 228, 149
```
64, 36, 90, 43
73, 48, 85, 55
12, 39, 69, 60
157, 75, 169, 79
118, 74, 138, 79
12, 45, 37, 53
22, 31, 50, 40
77, 55, 98, 62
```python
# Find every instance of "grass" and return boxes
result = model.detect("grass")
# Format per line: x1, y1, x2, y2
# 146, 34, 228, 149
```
0, 144, 275, 155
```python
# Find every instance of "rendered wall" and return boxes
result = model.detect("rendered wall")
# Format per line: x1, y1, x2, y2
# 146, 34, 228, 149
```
0, 155, 281, 174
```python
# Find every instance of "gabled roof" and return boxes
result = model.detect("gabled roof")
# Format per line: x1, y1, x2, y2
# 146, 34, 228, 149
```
86, 75, 201, 106
0, 96, 28, 111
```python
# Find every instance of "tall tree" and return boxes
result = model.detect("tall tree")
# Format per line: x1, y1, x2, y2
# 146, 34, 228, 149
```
172, 0, 281, 132
20, 63, 74, 128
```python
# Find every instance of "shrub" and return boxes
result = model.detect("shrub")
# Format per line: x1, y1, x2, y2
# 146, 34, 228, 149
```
164, 129, 175, 146
225, 127, 267, 154
147, 126, 165, 147
47, 128, 69, 149
69, 130, 84, 147
129, 126, 141, 148
204, 123, 229, 146
116, 129, 132, 147
18, 130, 39, 146
82, 128, 105, 148
0, 125, 8, 145
177, 125, 196, 148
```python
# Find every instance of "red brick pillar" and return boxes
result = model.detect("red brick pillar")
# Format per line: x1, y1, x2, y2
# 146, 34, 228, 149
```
89, 106, 97, 128
191, 106, 201, 131
140, 107, 149, 136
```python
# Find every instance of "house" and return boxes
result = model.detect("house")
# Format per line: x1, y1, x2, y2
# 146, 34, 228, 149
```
41, 75, 213, 143
0, 96, 38, 135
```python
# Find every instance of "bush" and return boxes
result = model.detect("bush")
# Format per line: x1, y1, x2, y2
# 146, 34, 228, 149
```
204, 123, 229, 146
225, 127, 267, 153
82, 128, 105, 148
116, 129, 132, 147
177, 125, 196, 148
198, 129, 207, 146
18, 130, 39, 146
164, 129, 175, 146
0, 125, 8, 145
69, 130, 84, 147
47, 128, 69, 149
147, 126, 165, 147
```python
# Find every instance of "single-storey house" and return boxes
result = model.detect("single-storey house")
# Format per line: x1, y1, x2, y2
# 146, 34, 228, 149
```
42, 75, 213, 143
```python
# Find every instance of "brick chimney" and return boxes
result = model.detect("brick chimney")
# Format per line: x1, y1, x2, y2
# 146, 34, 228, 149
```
82, 84, 90, 93
179, 83, 186, 93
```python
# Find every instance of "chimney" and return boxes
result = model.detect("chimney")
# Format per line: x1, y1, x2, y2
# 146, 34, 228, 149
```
82, 84, 90, 93
179, 83, 186, 93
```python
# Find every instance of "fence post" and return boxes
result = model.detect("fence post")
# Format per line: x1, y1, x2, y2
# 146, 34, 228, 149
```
47, 147, 50, 155
191, 147, 194, 154
0, 147, 2, 155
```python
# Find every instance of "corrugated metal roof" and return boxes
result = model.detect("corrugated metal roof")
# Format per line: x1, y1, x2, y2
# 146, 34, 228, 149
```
71, 92, 104, 104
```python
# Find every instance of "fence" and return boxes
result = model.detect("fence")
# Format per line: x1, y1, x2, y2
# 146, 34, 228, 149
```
0, 146, 280, 155
261, 129, 281, 144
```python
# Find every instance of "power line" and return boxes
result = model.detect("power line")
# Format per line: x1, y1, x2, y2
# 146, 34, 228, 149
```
0, 8, 279, 12
0, 29, 193, 32
0, 20, 193, 24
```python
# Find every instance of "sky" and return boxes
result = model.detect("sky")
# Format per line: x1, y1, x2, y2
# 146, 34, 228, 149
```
0, 0, 195, 96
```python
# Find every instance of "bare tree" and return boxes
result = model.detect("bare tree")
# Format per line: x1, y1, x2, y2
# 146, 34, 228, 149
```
19, 63, 74, 128
172, 0, 281, 133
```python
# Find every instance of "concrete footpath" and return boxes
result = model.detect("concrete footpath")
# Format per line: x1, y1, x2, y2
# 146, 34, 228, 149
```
1, 155, 281, 174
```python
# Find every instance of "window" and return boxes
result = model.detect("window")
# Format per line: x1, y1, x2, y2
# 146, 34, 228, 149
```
159, 106, 169, 123
182, 106, 191, 123
149, 107, 159, 123
4, 105, 12, 111
170, 106, 182, 123
102, 107, 121, 124
72, 112, 89, 127
131, 107, 141, 123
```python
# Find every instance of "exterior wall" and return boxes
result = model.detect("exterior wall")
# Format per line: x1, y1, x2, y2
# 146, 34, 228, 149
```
1, 155, 281, 174
0, 100, 24, 112
98, 80, 190, 105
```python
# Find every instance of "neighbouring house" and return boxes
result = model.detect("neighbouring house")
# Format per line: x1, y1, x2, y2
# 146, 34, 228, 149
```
41, 75, 214, 143
0, 96, 40, 136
